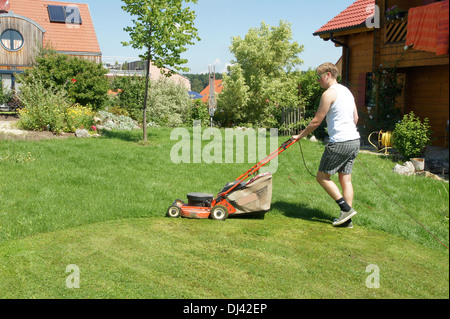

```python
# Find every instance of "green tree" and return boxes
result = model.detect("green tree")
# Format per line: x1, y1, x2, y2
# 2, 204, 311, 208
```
217, 21, 304, 126
297, 69, 328, 138
111, 75, 145, 121
298, 69, 323, 118
121, 0, 200, 141
216, 64, 249, 126
190, 77, 204, 93
18, 52, 108, 111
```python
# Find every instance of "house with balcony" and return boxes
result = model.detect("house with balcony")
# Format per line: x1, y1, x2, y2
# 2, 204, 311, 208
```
314, 0, 449, 146
0, 0, 101, 91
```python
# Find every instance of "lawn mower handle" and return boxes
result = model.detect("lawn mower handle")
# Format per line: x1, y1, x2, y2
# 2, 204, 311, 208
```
280, 138, 297, 150
214, 137, 299, 202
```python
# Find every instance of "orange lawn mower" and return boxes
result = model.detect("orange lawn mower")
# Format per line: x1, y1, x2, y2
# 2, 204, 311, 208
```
166, 138, 299, 221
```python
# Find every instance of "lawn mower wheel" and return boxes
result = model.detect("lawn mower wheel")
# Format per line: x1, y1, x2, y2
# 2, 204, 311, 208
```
167, 205, 181, 218
210, 205, 229, 221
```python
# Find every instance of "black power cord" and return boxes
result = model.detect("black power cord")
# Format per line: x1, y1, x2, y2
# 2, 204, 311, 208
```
298, 140, 316, 178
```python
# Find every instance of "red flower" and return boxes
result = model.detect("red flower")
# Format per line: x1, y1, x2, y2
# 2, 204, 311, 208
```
71, 78, 77, 83
91, 125, 97, 131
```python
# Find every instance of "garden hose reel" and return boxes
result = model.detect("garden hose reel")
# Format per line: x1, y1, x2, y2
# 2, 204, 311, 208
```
368, 130, 393, 155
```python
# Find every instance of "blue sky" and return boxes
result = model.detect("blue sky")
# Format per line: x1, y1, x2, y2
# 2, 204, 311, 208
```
61, 0, 355, 74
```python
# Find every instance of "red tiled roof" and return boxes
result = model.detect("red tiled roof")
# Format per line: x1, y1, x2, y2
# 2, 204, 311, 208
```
314, 0, 375, 35
9, 0, 101, 54
200, 80, 223, 103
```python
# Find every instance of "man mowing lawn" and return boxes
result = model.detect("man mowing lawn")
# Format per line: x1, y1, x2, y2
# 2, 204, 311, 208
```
293, 62, 360, 228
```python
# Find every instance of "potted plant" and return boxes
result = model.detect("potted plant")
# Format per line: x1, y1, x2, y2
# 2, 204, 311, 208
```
392, 112, 432, 163
385, 5, 406, 20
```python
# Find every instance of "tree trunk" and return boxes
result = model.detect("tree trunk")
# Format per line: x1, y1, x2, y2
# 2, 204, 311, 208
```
142, 47, 151, 142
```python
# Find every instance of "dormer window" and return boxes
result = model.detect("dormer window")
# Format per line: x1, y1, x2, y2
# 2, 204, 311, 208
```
1, 29, 24, 51
47, 5, 82, 25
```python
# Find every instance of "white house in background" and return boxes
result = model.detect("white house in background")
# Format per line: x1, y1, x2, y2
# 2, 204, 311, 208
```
106, 60, 191, 91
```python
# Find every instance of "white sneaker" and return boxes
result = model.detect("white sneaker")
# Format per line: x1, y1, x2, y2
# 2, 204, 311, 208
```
332, 208, 357, 226
333, 218, 353, 228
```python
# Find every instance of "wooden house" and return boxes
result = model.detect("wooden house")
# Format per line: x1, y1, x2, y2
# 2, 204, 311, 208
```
314, 0, 449, 146
0, 0, 101, 90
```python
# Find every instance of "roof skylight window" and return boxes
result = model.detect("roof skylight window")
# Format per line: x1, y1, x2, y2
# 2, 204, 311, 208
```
48, 5, 82, 25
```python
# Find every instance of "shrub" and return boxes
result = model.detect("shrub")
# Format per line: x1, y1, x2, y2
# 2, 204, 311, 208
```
107, 105, 130, 117
393, 112, 432, 160
189, 99, 209, 125
111, 76, 144, 121
0, 80, 12, 105
1, 81, 24, 112
17, 74, 95, 134
147, 78, 191, 127
96, 111, 138, 131
5, 96, 24, 112
112, 76, 191, 126
17, 51, 109, 111
17, 75, 69, 134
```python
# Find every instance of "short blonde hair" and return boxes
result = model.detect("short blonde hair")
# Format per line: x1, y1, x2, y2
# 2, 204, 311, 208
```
316, 62, 339, 79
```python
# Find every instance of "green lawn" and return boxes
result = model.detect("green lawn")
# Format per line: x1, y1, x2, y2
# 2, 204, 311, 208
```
0, 127, 448, 298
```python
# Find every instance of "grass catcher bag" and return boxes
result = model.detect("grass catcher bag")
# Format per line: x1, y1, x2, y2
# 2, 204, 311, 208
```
226, 173, 272, 215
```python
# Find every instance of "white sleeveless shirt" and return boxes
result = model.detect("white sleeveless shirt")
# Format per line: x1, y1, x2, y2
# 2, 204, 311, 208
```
326, 84, 360, 143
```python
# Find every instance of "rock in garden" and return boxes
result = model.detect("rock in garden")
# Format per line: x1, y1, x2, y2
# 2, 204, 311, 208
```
393, 161, 415, 176
96, 125, 110, 131
93, 116, 102, 124
75, 129, 90, 138
415, 171, 444, 181
425, 159, 449, 174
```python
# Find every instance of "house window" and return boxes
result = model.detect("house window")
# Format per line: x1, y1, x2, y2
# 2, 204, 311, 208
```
1, 29, 24, 51
362, 71, 406, 112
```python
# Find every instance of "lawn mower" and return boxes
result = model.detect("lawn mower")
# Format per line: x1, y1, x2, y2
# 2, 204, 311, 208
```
166, 137, 299, 221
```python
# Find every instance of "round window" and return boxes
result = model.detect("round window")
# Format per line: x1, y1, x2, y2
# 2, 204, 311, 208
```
1, 29, 24, 51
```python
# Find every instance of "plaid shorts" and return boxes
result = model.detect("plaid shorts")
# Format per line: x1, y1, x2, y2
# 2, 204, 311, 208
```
318, 139, 360, 175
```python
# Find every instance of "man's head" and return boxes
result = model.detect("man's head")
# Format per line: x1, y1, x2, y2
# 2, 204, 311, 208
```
316, 62, 338, 88
316, 62, 339, 78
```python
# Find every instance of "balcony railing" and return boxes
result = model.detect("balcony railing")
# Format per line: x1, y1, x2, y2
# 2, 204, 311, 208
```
384, 19, 408, 44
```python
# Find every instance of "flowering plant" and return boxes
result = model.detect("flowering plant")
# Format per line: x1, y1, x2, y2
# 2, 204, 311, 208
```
385, 5, 405, 19
64, 104, 95, 133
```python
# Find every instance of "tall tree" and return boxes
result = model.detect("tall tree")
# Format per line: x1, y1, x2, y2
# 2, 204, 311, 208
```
218, 21, 304, 126
121, 0, 200, 141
